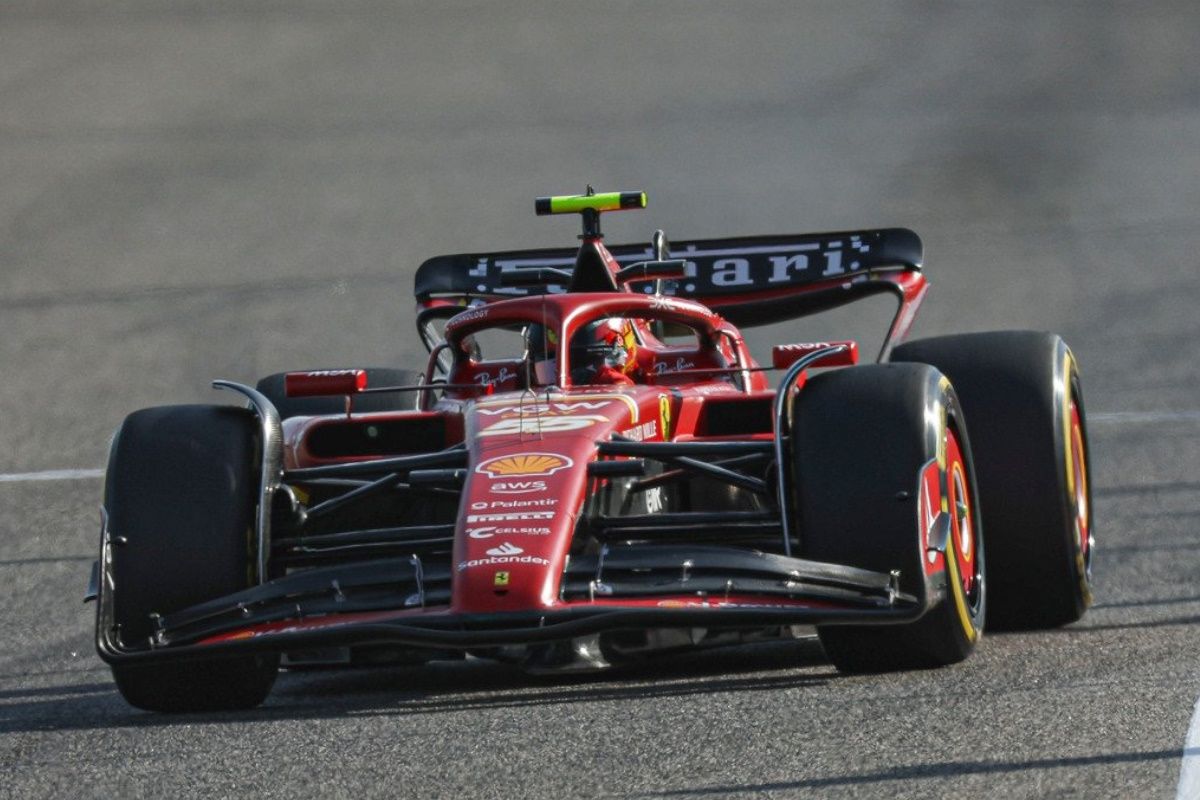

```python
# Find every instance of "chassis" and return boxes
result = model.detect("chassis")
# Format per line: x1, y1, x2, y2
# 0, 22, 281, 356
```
89, 191, 1094, 711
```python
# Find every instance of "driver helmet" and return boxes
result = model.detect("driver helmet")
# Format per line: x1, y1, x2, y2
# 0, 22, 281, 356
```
569, 318, 639, 384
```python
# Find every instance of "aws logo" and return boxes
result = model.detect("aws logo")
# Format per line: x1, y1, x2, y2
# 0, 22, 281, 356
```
490, 480, 548, 494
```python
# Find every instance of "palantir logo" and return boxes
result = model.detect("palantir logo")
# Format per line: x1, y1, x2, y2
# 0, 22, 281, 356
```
485, 542, 523, 557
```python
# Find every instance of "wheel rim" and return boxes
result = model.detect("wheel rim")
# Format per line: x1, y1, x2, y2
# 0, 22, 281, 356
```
945, 426, 982, 614
1069, 399, 1092, 569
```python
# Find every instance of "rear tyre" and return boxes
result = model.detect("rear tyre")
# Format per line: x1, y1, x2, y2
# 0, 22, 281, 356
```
792, 364, 985, 673
891, 331, 1092, 629
255, 367, 423, 419
105, 405, 278, 712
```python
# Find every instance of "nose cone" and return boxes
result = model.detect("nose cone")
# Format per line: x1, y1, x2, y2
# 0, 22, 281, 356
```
452, 391, 650, 613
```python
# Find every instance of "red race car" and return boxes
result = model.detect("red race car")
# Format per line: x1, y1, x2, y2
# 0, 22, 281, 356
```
89, 190, 1094, 712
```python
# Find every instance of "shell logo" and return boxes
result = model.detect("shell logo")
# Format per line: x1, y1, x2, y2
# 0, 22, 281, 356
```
475, 453, 574, 478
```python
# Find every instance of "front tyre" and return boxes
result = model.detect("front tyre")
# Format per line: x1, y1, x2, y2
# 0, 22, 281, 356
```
104, 405, 279, 712
892, 331, 1093, 629
112, 655, 280, 714
792, 364, 985, 673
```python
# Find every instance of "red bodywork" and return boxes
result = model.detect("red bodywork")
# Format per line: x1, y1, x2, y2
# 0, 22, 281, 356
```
191, 233, 935, 648
96, 224, 948, 666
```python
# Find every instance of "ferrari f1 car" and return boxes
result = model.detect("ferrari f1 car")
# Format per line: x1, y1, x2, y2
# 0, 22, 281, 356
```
89, 190, 1094, 712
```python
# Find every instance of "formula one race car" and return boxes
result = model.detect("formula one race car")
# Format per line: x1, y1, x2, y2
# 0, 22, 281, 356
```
89, 190, 1094, 712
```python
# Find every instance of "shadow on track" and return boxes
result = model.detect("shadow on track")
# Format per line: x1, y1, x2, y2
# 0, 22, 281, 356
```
1092, 594, 1200, 610
638, 749, 1185, 796
0, 638, 835, 734
1065, 615, 1200, 634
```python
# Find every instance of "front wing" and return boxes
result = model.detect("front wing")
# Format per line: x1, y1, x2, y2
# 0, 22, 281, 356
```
94, 543, 927, 665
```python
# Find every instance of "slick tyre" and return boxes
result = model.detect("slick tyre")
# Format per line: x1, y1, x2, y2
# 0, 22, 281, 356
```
792, 364, 985, 673
104, 405, 278, 712
255, 368, 423, 420
891, 331, 1093, 629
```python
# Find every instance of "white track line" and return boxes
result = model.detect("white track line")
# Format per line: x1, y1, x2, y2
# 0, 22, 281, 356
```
1091, 411, 1200, 424
1178, 700, 1200, 799
0, 468, 104, 483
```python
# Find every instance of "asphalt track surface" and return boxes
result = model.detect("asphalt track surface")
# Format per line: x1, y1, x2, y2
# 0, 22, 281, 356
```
2, 2, 1199, 798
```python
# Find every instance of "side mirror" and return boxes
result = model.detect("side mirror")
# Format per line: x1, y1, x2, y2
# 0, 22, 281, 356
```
652, 229, 670, 262
285, 369, 367, 398
771, 340, 859, 370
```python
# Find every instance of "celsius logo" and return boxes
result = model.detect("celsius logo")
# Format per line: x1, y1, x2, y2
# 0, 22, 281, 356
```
467, 527, 497, 539
476, 453, 573, 478
486, 542, 523, 557
467, 526, 551, 539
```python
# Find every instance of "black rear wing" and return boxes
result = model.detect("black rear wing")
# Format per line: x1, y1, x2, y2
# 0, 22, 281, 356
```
414, 228, 922, 328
